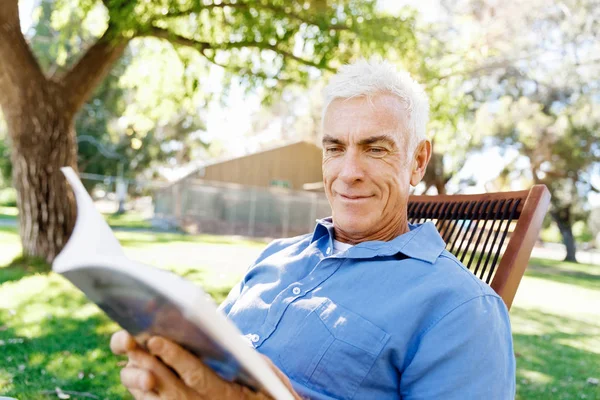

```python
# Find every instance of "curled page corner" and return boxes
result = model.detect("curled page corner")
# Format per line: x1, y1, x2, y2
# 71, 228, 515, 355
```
53, 167, 125, 272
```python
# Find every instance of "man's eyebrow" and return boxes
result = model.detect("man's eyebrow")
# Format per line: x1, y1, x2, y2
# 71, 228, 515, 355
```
322, 135, 345, 145
357, 135, 396, 147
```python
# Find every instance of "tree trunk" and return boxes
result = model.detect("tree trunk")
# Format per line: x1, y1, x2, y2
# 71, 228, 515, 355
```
423, 149, 448, 195
434, 177, 447, 196
1, 2, 75, 262
421, 138, 453, 195
551, 207, 578, 263
7, 83, 78, 263
1, 1, 129, 263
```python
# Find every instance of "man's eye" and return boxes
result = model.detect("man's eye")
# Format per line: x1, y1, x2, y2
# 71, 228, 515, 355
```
368, 147, 386, 154
326, 147, 343, 154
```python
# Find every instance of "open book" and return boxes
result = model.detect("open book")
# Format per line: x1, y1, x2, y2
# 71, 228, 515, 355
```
53, 167, 294, 400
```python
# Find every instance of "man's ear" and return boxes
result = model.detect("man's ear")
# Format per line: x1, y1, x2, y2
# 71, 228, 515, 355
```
410, 140, 432, 186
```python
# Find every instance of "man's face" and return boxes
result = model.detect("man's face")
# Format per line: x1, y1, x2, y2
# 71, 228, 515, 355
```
322, 93, 415, 241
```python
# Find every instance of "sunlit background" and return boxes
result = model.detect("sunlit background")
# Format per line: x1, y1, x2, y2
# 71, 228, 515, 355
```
1, 0, 599, 399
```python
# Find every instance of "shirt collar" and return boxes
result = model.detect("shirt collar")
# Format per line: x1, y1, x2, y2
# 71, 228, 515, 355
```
310, 218, 446, 264
311, 217, 335, 243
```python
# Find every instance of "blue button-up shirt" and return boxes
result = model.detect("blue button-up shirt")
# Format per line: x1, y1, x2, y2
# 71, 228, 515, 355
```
220, 219, 516, 399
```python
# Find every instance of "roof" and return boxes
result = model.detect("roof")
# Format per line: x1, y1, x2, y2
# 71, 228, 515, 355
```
172, 140, 322, 184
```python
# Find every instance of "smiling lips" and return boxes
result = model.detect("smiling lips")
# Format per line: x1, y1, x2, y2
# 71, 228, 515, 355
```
339, 194, 374, 201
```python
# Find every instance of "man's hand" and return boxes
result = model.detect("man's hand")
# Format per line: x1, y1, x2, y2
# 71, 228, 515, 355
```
110, 330, 301, 400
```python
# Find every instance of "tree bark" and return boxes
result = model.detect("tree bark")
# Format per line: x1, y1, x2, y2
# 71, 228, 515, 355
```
0, 1, 76, 262
423, 149, 448, 195
551, 207, 578, 263
8, 87, 79, 262
0, 1, 128, 262
59, 23, 130, 111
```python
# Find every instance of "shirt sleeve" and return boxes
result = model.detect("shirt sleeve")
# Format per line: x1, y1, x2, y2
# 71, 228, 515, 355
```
399, 295, 516, 400
217, 280, 243, 315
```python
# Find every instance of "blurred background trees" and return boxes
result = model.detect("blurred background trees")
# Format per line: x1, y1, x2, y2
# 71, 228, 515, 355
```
457, 0, 600, 261
0, 0, 421, 262
0, 0, 598, 263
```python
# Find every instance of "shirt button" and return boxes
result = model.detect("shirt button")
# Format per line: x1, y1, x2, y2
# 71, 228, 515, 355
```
326, 247, 331, 255
292, 287, 301, 295
251, 334, 260, 343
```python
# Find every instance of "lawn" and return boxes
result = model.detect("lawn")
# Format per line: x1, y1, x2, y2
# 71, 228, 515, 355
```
0, 206, 152, 230
1, 224, 599, 399
0, 206, 18, 221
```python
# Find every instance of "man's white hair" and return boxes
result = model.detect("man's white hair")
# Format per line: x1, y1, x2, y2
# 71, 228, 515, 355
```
323, 59, 430, 153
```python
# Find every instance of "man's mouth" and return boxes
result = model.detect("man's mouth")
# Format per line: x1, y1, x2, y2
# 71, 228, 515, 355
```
339, 194, 373, 200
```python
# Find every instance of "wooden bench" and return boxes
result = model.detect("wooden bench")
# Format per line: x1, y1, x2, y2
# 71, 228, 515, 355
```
407, 185, 551, 310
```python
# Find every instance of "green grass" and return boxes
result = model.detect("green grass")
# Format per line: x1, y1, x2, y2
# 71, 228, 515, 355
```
115, 229, 266, 248
0, 255, 50, 285
1, 225, 599, 399
512, 308, 600, 399
103, 211, 153, 230
0, 225, 247, 399
0, 226, 22, 267
0, 206, 18, 220
0, 206, 153, 229
525, 257, 600, 291
0, 265, 239, 399
0, 207, 269, 249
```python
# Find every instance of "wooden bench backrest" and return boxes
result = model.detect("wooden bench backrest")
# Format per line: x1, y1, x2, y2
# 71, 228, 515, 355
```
407, 185, 551, 309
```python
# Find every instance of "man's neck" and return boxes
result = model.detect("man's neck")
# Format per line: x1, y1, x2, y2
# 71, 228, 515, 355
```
333, 218, 410, 245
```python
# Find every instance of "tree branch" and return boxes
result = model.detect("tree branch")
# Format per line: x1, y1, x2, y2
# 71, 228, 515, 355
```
581, 174, 600, 193
143, 26, 334, 72
144, 26, 294, 82
544, 170, 569, 179
156, 1, 348, 31
59, 24, 131, 112
219, 40, 333, 71
0, 0, 47, 113
199, 47, 294, 85
143, 26, 211, 52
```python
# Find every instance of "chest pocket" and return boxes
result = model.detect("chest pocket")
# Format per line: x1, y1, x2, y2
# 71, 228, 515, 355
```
278, 298, 390, 400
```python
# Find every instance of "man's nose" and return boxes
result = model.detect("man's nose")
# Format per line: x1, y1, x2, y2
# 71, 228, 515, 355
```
338, 149, 365, 183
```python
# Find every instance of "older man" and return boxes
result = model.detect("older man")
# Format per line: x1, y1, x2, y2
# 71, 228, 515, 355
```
111, 60, 516, 399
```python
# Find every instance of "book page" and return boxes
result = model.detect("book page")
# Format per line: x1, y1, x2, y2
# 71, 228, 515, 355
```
53, 167, 126, 273
51, 168, 295, 400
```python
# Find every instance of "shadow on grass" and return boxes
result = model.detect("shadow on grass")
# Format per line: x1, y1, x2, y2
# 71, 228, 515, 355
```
0, 281, 127, 398
0, 273, 236, 399
2, 257, 598, 400
0, 256, 50, 285
0, 308, 128, 399
512, 307, 600, 400
116, 231, 267, 248
525, 258, 600, 291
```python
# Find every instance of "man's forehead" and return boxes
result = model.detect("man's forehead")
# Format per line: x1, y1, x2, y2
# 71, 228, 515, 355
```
322, 94, 409, 141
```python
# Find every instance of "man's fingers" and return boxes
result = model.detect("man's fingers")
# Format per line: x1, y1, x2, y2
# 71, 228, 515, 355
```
147, 336, 231, 396
129, 389, 160, 400
120, 367, 156, 392
110, 330, 138, 355
128, 348, 189, 399
128, 389, 144, 400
